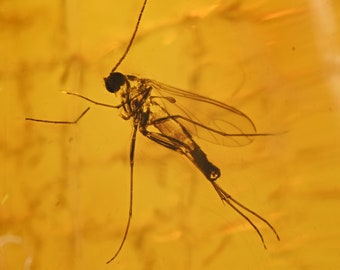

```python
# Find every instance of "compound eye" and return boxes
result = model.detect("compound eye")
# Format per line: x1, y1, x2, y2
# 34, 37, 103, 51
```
104, 72, 126, 93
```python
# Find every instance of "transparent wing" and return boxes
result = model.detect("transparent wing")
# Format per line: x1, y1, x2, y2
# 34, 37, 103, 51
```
147, 79, 259, 147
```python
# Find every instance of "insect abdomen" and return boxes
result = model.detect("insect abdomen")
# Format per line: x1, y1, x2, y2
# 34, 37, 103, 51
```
189, 146, 221, 181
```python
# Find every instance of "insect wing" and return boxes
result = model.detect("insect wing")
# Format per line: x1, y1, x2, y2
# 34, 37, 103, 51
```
147, 79, 258, 147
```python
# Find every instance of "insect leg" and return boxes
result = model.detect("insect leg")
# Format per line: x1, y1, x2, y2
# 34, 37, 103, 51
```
140, 128, 220, 181
25, 107, 90, 124
62, 91, 124, 109
151, 115, 271, 137
211, 181, 280, 247
140, 129, 188, 152
106, 122, 138, 264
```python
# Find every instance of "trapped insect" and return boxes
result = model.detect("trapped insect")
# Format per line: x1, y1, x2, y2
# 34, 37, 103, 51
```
26, 0, 280, 264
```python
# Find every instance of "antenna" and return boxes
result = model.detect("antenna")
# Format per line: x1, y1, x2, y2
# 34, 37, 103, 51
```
111, 0, 148, 73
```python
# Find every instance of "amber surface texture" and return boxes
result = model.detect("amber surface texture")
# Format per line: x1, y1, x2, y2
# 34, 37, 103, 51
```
1, 0, 340, 269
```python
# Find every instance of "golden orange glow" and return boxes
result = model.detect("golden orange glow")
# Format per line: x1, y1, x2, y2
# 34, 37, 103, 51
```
1, 0, 340, 269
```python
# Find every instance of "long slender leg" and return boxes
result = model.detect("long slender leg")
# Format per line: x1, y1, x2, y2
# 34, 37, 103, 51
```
150, 114, 272, 137
151, 114, 237, 135
211, 181, 280, 248
140, 129, 187, 152
62, 92, 123, 109
106, 122, 138, 264
143, 128, 280, 245
141, 128, 220, 181
25, 107, 90, 124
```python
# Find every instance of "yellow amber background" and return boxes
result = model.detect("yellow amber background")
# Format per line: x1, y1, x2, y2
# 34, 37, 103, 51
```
1, 0, 340, 269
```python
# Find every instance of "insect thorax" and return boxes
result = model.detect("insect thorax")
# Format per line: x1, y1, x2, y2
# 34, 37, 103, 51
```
117, 74, 151, 120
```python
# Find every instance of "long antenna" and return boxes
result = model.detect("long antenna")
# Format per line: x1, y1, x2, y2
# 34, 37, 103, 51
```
111, 0, 148, 73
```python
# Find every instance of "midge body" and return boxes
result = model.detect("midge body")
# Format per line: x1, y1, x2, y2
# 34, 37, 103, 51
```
26, 0, 280, 264
105, 72, 221, 181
